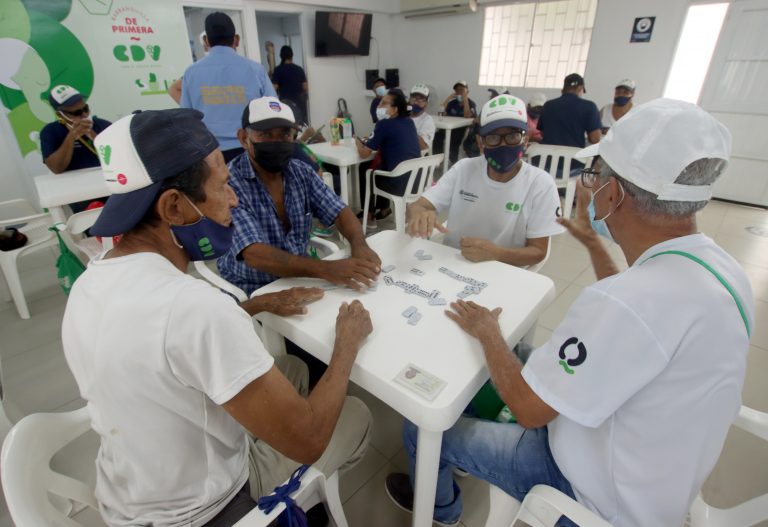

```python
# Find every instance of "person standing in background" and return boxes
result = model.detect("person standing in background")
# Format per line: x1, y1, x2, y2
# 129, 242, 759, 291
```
180, 12, 276, 163
272, 45, 309, 124
370, 77, 387, 123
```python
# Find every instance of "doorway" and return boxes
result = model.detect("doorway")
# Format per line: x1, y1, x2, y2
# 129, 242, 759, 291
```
183, 7, 247, 62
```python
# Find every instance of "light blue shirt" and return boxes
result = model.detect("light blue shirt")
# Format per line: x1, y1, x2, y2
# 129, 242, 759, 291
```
181, 47, 276, 151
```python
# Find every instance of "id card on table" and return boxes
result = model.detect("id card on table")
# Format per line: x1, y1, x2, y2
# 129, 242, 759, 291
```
394, 363, 446, 401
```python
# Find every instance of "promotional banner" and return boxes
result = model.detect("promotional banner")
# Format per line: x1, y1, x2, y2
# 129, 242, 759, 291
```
0, 0, 190, 171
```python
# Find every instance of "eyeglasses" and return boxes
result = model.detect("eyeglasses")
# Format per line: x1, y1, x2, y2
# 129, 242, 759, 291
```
63, 105, 90, 117
580, 167, 600, 188
482, 131, 524, 147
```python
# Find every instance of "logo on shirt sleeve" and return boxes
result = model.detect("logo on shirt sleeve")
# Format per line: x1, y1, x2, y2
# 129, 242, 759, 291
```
505, 202, 521, 213
558, 337, 587, 375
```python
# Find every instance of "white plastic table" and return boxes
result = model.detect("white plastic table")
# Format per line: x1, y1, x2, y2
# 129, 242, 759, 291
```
432, 115, 475, 173
307, 142, 374, 210
34, 167, 108, 223
253, 230, 555, 527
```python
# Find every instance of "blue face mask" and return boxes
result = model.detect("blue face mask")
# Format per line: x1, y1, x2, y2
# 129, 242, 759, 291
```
484, 144, 524, 173
410, 104, 424, 114
614, 96, 631, 107
170, 196, 234, 261
375, 86, 386, 97
588, 180, 624, 243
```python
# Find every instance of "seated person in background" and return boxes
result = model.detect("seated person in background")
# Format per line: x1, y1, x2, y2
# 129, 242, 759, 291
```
526, 92, 546, 143
63, 108, 373, 526
369, 77, 387, 123
41, 85, 111, 212
409, 83, 436, 152
355, 89, 422, 228
600, 78, 635, 132
434, 80, 477, 164
218, 97, 381, 296
407, 94, 563, 268
388, 98, 751, 527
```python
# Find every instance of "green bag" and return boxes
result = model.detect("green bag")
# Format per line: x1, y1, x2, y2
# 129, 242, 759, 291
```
51, 226, 86, 296
470, 381, 517, 423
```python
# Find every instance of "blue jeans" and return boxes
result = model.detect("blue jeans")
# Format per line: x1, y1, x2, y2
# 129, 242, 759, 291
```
403, 417, 579, 526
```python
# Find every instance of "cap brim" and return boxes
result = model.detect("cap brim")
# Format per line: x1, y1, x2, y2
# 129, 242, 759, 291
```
574, 143, 600, 160
246, 118, 297, 131
52, 94, 84, 110
479, 119, 528, 136
89, 182, 162, 237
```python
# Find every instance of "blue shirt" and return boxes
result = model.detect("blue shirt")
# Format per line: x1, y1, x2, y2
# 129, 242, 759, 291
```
181, 47, 276, 151
365, 117, 421, 171
218, 153, 345, 294
40, 117, 112, 171
538, 93, 602, 148
446, 98, 477, 117
272, 63, 306, 102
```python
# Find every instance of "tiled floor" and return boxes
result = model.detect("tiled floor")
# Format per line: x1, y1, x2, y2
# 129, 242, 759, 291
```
0, 198, 767, 526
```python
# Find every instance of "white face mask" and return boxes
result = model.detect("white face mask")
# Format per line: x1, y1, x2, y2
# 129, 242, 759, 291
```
376, 107, 390, 120
375, 86, 387, 97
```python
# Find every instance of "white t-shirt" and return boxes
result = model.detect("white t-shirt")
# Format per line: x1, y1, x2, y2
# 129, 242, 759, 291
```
600, 103, 618, 128
522, 234, 754, 527
412, 112, 436, 148
62, 253, 274, 527
422, 157, 564, 250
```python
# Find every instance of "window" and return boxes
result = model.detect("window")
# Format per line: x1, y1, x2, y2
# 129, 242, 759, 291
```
663, 3, 729, 104
479, 0, 598, 89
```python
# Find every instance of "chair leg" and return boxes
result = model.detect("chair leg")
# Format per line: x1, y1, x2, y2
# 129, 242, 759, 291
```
324, 472, 348, 527
393, 199, 406, 234
362, 171, 372, 233
483, 484, 521, 527
563, 178, 577, 220
0, 270, 10, 302
0, 255, 30, 319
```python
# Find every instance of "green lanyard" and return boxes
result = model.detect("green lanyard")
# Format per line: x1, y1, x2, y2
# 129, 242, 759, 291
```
640, 250, 751, 337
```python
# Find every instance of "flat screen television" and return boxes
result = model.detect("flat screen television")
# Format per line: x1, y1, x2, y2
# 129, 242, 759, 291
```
315, 11, 372, 56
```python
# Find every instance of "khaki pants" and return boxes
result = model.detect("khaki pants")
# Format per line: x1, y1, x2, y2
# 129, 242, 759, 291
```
246, 354, 372, 499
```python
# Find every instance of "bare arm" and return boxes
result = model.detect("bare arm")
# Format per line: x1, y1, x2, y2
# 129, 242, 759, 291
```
240, 287, 324, 317
334, 207, 382, 269
223, 301, 372, 463
168, 78, 182, 104
557, 181, 619, 280
460, 236, 549, 267
462, 96, 473, 118
302, 81, 309, 94
407, 197, 446, 238
355, 136, 373, 158
446, 301, 558, 429
417, 135, 429, 151
43, 120, 92, 174
587, 129, 601, 144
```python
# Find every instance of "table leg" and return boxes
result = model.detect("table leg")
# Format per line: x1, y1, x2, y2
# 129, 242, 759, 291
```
442, 129, 453, 173
259, 323, 287, 357
339, 165, 350, 207
412, 427, 442, 527
350, 164, 361, 210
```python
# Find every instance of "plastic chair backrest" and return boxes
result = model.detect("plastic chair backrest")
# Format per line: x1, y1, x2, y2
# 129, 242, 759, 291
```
525, 144, 582, 188
512, 485, 615, 527
193, 260, 248, 302
379, 153, 444, 198
1, 407, 98, 527
66, 208, 103, 235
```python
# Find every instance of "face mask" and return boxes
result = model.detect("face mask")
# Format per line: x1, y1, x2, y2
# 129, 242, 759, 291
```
456, 95, 463, 103
410, 104, 424, 114
375, 86, 386, 97
484, 144, 524, 173
170, 196, 234, 261
251, 141, 294, 173
614, 96, 631, 107
588, 180, 625, 242
376, 107, 390, 121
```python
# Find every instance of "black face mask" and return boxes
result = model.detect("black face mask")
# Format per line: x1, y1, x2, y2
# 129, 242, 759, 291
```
250, 141, 294, 173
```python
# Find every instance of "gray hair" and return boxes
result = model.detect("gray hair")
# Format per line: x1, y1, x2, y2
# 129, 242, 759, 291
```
599, 158, 726, 217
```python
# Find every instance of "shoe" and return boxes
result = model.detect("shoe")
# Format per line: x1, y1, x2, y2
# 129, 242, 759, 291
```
0, 228, 27, 251
365, 218, 378, 232
384, 473, 460, 527
374, 207, 392, 221
311, 226, 335, 238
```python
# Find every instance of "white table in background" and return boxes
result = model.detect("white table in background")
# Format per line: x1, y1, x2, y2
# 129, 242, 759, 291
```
432, 115, 475, 174
34, 167, 108, 223
307, 142, 373, 210
253, 230, 555, 527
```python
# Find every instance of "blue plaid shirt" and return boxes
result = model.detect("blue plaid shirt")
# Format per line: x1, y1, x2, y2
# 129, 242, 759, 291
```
218, 153, 345, 294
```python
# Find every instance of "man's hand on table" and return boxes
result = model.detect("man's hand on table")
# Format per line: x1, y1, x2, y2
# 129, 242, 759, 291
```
321, 258, 380, 291
445, 300, 503, 342
460, 237, 499, 262
407, 208, 447, 239
350, 241, 382, 268
335, 300, 373, 354
245, 287, 324, 316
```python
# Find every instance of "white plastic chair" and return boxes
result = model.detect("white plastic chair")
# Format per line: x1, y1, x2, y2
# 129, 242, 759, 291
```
362, 153, 444, 233
1, 407, 99, 527
233, 467, 348, 527
509, 485, 615, 527
688, 405, 768, 527
60, 207, 115, 264
525, 144, 582, 220
0, 199, 56, 319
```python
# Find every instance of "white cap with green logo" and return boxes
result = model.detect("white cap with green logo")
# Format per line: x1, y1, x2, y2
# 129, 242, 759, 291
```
479, 94, 528, 135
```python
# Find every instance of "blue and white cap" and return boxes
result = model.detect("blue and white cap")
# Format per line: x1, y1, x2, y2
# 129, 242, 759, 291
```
479, 94, 528, 135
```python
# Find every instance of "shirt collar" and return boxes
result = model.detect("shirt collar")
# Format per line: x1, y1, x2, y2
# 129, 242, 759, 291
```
208, 46, 237, 56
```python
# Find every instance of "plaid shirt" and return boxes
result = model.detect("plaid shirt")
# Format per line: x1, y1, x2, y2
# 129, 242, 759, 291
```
218, 153, 345, 294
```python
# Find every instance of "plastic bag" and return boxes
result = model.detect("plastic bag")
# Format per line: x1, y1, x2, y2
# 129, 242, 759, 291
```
51, 226, 86, 296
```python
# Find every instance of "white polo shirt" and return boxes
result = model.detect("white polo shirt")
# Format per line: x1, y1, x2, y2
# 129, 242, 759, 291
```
63, 252, 274, 527
522, 233, 754, 527
422, 156, 564, 249
412, 112, 436, 148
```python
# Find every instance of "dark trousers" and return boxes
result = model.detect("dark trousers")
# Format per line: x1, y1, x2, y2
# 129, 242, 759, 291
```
358, 161, 420, 213
203, 482, 256, 527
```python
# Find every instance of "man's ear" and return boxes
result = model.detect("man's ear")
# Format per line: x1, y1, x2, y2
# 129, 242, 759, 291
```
155, 189, 187, 226
233, 35, 241, 49
237, 128, 249, 150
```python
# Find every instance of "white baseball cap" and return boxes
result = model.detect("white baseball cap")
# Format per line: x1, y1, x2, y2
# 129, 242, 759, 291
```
528, 93, 547, 108
242, 96, 296, 130
479, 94, 528, 135
48, 85, 84, 110
410, 83, 429, 97
575, 98, 731, 202
616, 78, 636, 91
